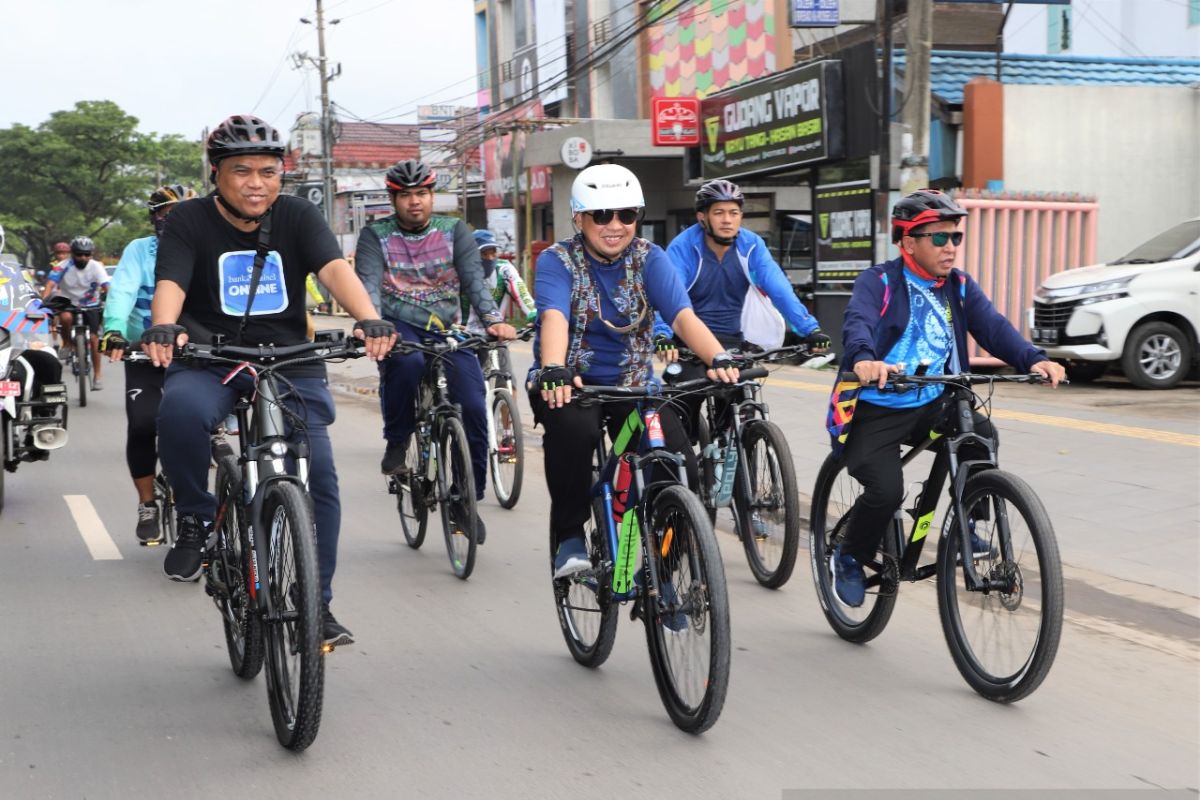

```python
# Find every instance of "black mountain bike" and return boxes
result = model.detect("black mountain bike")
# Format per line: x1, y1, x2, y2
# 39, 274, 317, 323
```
809, 372, 1064, 703
154, 331, 360, 750
551, 375, 747, 734
388, 332, 490, 579
47, 299, 99, 407
480, 326, 533, 509
671, 345, 811, 588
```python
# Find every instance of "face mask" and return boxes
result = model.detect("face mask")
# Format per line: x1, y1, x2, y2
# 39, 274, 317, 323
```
481, 256, 496, 279
154, 214, 169, 238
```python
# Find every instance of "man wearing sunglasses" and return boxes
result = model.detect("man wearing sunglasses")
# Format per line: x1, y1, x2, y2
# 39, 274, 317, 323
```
828, 189, 1065, 607
528, 163, 738, 581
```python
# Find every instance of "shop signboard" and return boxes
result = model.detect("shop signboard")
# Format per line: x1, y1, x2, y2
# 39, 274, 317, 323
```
699, 60, 843, 181
790, 0, 839, 27
651, 97, 701, 146
814, 180, 873, 295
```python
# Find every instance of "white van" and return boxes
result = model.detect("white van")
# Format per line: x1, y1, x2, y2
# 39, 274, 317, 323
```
1028, 218, 1200, 389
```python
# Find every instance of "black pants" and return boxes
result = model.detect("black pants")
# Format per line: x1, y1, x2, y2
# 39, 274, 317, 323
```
124, 359, 164, 479
840, 398, 996, 564
529, 391, 697, 548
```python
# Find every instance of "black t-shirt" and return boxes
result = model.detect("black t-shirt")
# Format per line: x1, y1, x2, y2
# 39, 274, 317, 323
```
156, 194, 341, 359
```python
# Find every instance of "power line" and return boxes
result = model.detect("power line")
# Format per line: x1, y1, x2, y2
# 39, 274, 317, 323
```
252, 22, 304, 113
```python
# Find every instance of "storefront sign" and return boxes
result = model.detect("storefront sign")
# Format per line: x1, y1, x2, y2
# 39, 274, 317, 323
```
561, 136, 593, 169
651, 97, 701, 146
814, 180, 873, 294
699, 60, 843, 181
791, 0, 839, 27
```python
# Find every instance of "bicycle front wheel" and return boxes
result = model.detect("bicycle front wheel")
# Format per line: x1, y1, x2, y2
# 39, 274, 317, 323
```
937, 469, 1063, 703
395, 434, 429, 549
489, 388, 524, 509
552, 497, 619, 668
643, 485, 730, 734
74, 331, 88, 407
808, 454, 899, 643
437, 416, 478, 579
213, 456, 263, 679
733, 420, 801, 589
262, 481, 324, 751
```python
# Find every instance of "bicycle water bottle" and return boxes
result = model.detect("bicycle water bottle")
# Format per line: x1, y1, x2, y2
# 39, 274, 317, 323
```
644, 410, 665, 448
611, 455, 639, 595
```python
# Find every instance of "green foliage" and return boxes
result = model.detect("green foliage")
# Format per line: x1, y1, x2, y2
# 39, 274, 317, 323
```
0, 100, 202, 266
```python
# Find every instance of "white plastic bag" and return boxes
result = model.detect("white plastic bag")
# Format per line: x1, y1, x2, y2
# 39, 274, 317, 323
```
740, 286, 785, 350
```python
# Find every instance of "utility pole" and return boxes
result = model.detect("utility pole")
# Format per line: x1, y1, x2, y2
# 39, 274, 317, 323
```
300, 3, 340, 230
900, 0, 932, 193
877, 0, 896, 260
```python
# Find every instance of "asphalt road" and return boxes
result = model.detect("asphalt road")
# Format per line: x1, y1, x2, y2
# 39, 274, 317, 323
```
0, 336, 1196, 799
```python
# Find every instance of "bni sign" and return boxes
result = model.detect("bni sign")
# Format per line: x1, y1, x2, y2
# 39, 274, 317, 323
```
651, 97, 701, 146
791, 0, 839, 27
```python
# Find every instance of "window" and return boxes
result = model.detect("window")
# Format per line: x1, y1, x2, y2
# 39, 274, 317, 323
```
1047, 7, 1072, 54
1190, 0, 1200, 26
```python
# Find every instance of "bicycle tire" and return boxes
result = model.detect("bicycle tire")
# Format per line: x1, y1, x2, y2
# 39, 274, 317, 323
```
213, 456, 264, 679
733, 420, 801, 589
396, 434, 429, 549
552, 497, 619, 668
936, 469, 1063, 703
695, 413, 717, 527
437, 416, 478, 579
489, 388, 524, 509
643, 485, 731, 734
262, 481, 324, 751
808, 453, 899, 643
75, 331, 88, 407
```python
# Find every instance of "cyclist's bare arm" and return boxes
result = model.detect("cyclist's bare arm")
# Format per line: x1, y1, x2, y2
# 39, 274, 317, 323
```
317, 258, 397, 360
146, 279, 189, 368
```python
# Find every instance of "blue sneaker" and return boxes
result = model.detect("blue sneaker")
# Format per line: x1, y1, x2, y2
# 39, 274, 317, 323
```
832, 546, 866, 607
552, 536, 590, 579
968, 518, 995, 558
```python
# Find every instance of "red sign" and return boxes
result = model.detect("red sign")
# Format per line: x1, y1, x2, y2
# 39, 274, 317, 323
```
651, 97, 701, 146
0, 381, 21, 398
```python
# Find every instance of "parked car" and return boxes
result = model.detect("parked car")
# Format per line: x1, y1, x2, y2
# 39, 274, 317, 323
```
1028, 218, 1200, 389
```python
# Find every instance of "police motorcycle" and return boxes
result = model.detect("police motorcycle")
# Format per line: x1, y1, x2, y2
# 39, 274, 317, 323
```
0, 231, 69, 511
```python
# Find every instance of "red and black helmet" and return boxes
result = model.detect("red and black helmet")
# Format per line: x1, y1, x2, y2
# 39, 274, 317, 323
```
891, 189, 967, 243
385, 160, 436, 191
206, 115, 286, 165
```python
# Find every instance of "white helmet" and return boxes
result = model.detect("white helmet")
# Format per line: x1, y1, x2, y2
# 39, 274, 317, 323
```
570, 164, 644, 213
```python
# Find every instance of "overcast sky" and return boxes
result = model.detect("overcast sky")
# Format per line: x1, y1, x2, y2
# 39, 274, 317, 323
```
2, 0, 481, 140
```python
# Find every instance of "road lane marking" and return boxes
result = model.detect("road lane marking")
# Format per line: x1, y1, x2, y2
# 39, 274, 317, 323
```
761, 375, 1200, 448
64, 495, 123, 560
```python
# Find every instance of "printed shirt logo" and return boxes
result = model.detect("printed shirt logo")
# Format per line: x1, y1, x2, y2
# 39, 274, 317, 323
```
218, 250, 289, 317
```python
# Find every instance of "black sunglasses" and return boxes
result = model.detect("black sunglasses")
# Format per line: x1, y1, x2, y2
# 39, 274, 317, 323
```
909, 231, 964, 247
585, 208, 641, 225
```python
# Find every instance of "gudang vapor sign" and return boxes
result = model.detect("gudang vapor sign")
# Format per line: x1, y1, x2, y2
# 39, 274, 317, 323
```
700, 60, 843, 181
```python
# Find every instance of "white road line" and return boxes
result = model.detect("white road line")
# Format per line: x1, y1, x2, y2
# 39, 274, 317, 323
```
63, 495, 123, 560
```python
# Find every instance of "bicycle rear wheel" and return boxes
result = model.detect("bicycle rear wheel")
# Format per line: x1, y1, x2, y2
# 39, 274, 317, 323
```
394, 434, 429, 549
489, 388, 524, 509
213, 456, 263, 679
733, 420, 801, 589
808, 454, 899, 643
437, 416, 478, 579
937, 469, 1063, 703
262, 481, 324, 751
74, 331, 88, 407
643, 485, 730, 734
552, 497, 619, 667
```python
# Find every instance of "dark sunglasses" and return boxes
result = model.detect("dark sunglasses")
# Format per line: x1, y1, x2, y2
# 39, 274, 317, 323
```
909, 231, 964, 247
586, 208, 641, 225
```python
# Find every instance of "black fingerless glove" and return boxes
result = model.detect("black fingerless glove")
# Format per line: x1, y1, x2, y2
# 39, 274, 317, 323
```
803, 330, 832, 351
99, 330, 129, 353
710, 352, 734, 370
654, 334, 677, 354
354, 318, 395, 339
537, 364, 576, 392
141, 323, 187, 348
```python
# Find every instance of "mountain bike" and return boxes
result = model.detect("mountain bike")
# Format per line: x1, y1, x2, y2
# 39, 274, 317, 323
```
669, 344, 812, 589
808, 372, 1064, 703
46, 299, 100, 407
480, 326, 533, 509
387, 332, 490, 579
145, 330, 361, 750
551, 373, 752, 734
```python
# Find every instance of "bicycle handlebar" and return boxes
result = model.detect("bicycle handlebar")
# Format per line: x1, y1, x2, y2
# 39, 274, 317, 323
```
837, 371, 1064, 388
574, 368, 768, 403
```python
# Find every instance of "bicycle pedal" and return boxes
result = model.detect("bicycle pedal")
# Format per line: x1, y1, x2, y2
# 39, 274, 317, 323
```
139, 539, 164, 548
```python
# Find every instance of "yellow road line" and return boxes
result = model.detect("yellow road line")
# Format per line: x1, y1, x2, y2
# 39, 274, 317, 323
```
760, 376, 1200, 448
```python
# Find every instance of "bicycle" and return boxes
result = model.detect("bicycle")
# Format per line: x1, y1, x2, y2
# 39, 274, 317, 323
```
551, 373, 751, 733
670, 344, 812, 589
808, 371, 1065, 703
135, 330, 362, 750
480, 326, 532, 509
387, 331, 491, 580
46, 298, 100, 407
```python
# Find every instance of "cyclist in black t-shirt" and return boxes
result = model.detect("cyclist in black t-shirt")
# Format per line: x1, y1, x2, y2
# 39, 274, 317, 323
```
141, 114, 397, 648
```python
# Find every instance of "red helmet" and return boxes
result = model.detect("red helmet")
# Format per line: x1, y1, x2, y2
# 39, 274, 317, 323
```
891, 189, 967, 243
53, 242, 71, 254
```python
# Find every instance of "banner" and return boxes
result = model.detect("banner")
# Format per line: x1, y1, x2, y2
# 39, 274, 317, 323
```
814, 180, 873, 295
483, 101, 552, 209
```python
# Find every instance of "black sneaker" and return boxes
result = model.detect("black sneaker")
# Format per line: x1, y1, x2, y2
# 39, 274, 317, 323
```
474, 513, 487, 546
164, 514, 209, 582
381, 441, 406, 474
136, 501, 163, 545
322, 604, 354, 648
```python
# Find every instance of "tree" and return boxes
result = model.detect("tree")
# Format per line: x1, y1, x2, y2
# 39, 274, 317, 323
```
0, 100, 202, 266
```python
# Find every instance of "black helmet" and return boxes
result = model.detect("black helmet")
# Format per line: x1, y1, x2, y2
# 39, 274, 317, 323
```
384, 160, 436, 191
149, 184, 198, 212
206, 115, 286, 165
695, 179, 744, 212
69, 236, 94, 256
891, 189, 967, 243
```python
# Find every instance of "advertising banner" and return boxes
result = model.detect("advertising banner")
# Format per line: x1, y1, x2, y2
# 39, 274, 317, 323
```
791, 0, 839, 27
814, 180, 873, 295
483, 100, 552, 209
651, 97, 701, 146
699, 60, 843, 181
